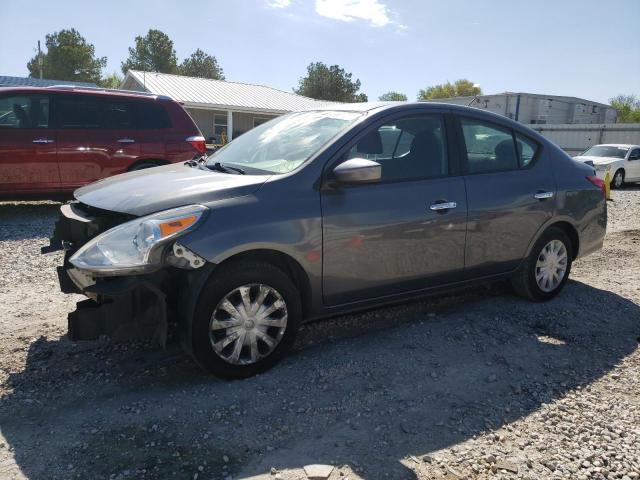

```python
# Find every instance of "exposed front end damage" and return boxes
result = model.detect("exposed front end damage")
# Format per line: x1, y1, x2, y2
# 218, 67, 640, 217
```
42, 202, 208, 346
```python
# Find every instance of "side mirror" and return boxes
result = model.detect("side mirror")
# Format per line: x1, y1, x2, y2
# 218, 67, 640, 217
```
333, 158, 381, 185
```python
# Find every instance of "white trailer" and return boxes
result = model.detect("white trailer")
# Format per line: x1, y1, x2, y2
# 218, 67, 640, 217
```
527, 123, 640, 155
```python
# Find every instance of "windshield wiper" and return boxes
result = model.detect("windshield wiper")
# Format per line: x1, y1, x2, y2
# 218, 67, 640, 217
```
207, 162, 245, 175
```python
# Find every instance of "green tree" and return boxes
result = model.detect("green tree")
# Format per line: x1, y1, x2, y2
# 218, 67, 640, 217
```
27, 29, 106, 83
379, 91, 408, 101
179, 49, 225, 80
609, 94, 640, 123
121, 29, 178, 75
98, 72, 123, 89
417, 79, 481, 100
295, 62, 367, 103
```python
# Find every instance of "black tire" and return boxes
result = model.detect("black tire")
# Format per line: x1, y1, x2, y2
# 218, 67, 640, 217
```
190, 261, 302, 379
511, 227, 573, 302
611, 169, 625, 189
129, 161, 161, 171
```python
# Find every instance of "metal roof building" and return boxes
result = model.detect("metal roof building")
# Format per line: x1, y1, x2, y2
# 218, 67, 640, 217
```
427, 92, 617, 125
0, 75, 97, 88
121, 70, 337, 143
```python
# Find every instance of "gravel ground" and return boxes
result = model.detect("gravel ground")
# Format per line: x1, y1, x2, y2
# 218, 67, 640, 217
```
0, 188, 639, 480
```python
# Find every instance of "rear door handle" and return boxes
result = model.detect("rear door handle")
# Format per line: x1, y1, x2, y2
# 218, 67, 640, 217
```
32, 138, 55, 144
533, 191, 554, 200
117, 138, 135, 144
429, 201, 457, 211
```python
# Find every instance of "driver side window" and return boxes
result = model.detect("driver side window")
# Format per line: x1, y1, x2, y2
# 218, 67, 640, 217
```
0, 94, 50, 129
346, 114, 448, 182
629, 148, 640, 160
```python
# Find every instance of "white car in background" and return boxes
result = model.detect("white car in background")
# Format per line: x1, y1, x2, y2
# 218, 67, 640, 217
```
574, 144, 640, 189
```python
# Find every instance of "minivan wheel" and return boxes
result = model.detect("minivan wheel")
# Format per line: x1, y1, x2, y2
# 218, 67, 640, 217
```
190, 261, 301, 379
611, 169, 624, 189
511, 227, 573, 302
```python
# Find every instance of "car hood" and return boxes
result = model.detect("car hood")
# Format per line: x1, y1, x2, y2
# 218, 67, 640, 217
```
74, 163, 271, 216
573, 155, 621, 165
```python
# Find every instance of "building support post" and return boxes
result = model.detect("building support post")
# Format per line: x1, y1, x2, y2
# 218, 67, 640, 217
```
227, 110, 233, 142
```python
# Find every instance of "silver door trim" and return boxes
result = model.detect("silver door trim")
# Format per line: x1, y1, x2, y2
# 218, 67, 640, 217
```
429, 201, 457, 211
533, 192, 554, 200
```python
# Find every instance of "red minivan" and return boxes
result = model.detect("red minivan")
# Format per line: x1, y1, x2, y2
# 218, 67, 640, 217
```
0, 86, 206, 197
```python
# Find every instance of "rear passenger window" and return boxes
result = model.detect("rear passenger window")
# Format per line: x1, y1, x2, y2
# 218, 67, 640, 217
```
515, 133, 538, 167
56, 96, 100, 129
134, 101, 171, 129
103, 101, 135, 129
461, 118, 518, 173
0, 95, 50, 128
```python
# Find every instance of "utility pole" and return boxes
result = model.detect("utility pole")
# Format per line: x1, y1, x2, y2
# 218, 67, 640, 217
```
141, 38, 146, 88
37, 40, 43, 79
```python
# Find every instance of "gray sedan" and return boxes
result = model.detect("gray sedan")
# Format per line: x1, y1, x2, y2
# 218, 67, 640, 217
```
45, 102, 607, 378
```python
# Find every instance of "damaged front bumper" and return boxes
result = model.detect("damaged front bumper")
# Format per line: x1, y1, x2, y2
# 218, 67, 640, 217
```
42, 202, 208, 347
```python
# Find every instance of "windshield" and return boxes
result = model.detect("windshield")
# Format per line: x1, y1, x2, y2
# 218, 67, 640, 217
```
205, 110, 362, 174
581, 145, 629, 159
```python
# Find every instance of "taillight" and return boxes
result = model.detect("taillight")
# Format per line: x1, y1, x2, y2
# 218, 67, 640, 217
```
586, 175, 606, 197
186, 135, 206, 154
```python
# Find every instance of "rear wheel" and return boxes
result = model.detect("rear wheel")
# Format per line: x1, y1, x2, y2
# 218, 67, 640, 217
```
512, 227, 573, 301
611, 169, 624, 189
190, 261, 301, 379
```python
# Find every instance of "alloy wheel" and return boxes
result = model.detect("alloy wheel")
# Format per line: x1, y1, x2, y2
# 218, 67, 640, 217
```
613, 171, 623, 188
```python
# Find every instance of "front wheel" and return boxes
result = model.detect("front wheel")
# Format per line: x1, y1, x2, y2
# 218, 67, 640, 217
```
512, 227, 573, 301
190, 261, 301, 379
611, 169, 624, 189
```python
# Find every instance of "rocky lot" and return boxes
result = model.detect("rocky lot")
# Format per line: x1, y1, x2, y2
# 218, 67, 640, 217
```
0, 188, 639, 480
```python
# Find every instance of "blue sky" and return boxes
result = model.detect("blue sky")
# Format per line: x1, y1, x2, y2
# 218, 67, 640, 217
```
0, 0, 638, 104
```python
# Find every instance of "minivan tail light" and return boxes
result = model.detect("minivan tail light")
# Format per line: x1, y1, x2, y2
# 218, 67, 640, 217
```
586, 175, 606, 197
186, 136, 206, 154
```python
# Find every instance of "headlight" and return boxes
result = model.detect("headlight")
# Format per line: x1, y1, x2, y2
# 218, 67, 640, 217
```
595, 164, 611, 172
70, 205, 208, 275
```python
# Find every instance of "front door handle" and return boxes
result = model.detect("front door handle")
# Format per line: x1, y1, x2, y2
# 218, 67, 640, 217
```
533, 191, 554, 200
32, 138, 55, 144
429, 201, 457, 211
117, 138, 135, 144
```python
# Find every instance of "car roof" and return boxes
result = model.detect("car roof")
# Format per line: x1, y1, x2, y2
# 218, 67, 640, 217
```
594, 144, 640, 149
308, 101, 540, 134
310, 101, 471, 113
309, 100, 515, 118
0, 85, 172, 101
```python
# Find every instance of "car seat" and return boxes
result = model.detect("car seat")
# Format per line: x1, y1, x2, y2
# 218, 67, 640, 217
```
13, 104, 29, 128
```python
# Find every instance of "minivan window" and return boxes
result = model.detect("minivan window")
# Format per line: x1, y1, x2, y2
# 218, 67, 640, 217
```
347, 114, 448, 181
206, 111, 363, 174
103, 101, 135, 129
461, 118, 518, 173
56, 95, 100, 129
0, 95, 50, 129
134, 101, 171, 129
